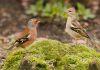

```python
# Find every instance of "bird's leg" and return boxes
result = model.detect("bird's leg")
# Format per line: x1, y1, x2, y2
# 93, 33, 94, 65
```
72, 39, 86, 45
77, 39, 86, 44
71, 39, 78, 46
71, 38, 77, 44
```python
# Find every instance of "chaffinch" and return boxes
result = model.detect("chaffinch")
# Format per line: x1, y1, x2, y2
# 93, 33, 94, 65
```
64, 7, 96, 46
65, 7, 90, 40
8, 18, 40, 50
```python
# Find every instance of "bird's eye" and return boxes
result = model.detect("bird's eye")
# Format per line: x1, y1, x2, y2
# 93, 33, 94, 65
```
68, 10, 72, 12
35, 19, 39, 22
35, 20, 37, 22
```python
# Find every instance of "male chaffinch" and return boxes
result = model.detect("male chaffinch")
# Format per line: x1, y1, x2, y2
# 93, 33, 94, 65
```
8, 18, 40, 50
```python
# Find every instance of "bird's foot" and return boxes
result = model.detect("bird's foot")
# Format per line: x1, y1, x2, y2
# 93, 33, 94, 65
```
72, 39, 86, 46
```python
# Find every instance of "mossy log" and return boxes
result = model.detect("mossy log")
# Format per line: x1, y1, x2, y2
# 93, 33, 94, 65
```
1, 39, 100, 70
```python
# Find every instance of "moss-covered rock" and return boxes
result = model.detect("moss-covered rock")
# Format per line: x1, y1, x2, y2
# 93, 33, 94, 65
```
1, 39, 100, 70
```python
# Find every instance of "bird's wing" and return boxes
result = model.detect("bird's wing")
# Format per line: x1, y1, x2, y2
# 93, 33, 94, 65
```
19, 27, 30, 38
72, 20, 83, 28
71, 21, 90, 38
8, 34, 29, 50
14, 34, 29, 46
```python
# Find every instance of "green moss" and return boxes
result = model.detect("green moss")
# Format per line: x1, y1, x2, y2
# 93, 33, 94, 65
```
1, 39, 100, 70
1, 48, 25, 70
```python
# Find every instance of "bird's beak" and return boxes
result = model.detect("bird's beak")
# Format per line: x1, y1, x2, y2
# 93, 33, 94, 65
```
64, 11, 67, 14
64, 11, 68, 17
64, 10, 69, 15
37, 20, 40, 24
64, 10, 68, 13
65, 11, 67, 13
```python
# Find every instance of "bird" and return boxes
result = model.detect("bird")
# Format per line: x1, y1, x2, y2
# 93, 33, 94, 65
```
7, 18, 40, 50
64, 7, 92, 44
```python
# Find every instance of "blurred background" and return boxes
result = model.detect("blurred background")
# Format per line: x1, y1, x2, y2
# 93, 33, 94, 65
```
0, 0, 100, 42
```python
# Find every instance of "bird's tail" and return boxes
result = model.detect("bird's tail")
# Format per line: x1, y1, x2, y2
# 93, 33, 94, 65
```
0, 44, 14, 51
7, 41, 20, 50
7, 45, 15, 50
1, 41, 18, 51
1, 44, 15, 51
87, 34, 100, 51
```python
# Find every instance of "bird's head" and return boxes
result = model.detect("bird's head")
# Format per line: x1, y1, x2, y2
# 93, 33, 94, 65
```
28, 18, 40, 29
66, 7, 76, 17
